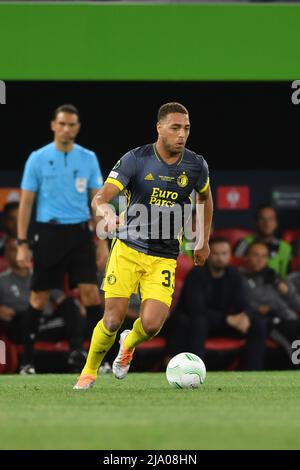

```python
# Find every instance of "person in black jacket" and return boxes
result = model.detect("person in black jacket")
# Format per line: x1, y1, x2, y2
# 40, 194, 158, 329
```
166, 237, 267, 370
241, 241, 300, 366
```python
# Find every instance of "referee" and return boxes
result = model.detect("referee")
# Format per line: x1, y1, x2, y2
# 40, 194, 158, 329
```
17, 104, 108, 374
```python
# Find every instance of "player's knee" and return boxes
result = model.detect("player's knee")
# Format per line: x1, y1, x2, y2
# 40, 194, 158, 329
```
103, 316, 123, 333
103, 298, 128, 332
142, 320, 161, 337
103, 308, 125, 332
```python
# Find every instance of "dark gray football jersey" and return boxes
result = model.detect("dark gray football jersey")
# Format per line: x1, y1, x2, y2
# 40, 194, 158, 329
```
106, 143, 209, 259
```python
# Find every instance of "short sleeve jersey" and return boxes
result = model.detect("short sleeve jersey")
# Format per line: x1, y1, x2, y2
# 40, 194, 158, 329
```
106, 143, 209, 259
21, 142, 103, 224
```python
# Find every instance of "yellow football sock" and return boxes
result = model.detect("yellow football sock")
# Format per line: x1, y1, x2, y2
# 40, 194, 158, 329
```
82, 319, 117, 377
124, 318, 153, 351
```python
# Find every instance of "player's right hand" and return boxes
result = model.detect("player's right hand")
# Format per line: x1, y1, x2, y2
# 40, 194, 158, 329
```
103, 213, 120, 233
16, 244, 32, 268
96, 210, 120, 240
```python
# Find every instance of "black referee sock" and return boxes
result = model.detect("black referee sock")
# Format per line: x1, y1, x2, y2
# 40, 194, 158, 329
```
22, 305, 42, 365
86, 304, 103, 340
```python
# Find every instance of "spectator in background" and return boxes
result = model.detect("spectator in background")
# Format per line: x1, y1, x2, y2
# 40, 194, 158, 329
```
17, 104, 108, 374
165, 237, 266, 370
240, 241, 300, 365
0, 236, 31, 336
235, 205, 292, 278
0, 201, 19, 256
0, 236, 86, 372
286, 266, 300, 308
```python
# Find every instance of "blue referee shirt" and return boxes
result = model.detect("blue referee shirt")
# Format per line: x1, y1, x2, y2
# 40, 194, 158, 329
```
21, 142, 103, 224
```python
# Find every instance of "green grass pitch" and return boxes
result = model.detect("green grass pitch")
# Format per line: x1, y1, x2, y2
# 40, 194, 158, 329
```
1, 372, 300, 450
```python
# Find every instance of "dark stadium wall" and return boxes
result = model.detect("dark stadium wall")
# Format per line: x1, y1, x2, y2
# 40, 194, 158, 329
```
210, 169, 300, 232
0, 80, 299, 232
0, 81, 299, 172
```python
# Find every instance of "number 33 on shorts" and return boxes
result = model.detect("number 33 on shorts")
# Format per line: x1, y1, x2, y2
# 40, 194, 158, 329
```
161, 269, 175, 289
103, 239, 176, 307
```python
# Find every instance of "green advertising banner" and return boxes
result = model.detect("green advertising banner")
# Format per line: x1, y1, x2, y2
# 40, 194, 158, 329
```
0, 3, 300, 80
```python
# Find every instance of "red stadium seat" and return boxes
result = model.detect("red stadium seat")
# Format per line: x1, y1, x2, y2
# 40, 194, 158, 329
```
205, 338, 246, 351
136, 337, 166, 350
175, 253, 194, 282
282, 229, 300, 244
204, 337, 279, 371
16, 341, 70, 354
212, 228, 252, 249
205, 337, 279, 351
265, 338, 279, 349
171, 253, 194, 310
4, 336, 279, 374
230, 256, 246, 268
291, 257, 300, 272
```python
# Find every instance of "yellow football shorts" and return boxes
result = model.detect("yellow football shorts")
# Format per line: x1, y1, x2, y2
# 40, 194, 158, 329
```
102, 239, 177, 307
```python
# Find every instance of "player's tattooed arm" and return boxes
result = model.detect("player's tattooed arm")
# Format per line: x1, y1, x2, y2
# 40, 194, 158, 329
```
194, 187, 213, 266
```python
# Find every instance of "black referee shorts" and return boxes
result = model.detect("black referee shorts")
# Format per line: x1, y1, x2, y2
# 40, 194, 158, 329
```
31, 221, 98, 291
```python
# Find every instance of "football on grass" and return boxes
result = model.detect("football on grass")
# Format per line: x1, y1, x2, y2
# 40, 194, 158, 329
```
166, 352, 206, 389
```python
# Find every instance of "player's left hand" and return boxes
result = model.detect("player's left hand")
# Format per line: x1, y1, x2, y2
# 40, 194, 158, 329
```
194, 242, 210, 266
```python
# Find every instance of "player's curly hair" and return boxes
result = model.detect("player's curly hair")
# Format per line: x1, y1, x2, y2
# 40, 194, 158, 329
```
157, 102, 188, 121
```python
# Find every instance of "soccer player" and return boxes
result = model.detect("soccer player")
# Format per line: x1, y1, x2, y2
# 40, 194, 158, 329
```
74, 102, 213, 390
17, 104, 108, 374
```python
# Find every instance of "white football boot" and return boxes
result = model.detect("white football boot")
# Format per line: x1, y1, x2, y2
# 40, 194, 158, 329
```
112, 330, 135, 379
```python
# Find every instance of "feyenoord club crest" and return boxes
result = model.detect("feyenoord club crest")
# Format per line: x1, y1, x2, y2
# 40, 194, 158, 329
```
177, 172, 188, 188
107, 274, 117, 285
